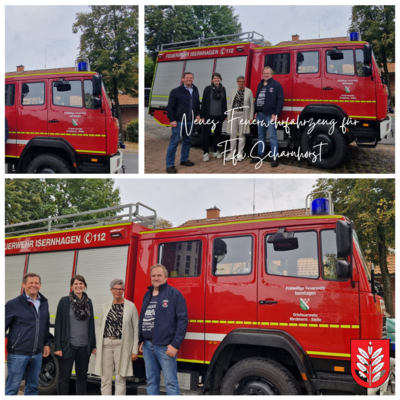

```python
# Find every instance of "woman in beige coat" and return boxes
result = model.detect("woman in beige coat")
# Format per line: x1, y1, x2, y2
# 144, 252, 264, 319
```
95, 279, 139, 395
226, 76, 254, 161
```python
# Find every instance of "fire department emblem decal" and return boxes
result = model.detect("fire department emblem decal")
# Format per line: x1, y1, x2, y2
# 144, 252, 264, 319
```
351, 339, 390, 388
162, 300, 169, 307
300, 298, 310, 310
72, 119, 78, 126
345, 86, 351, 94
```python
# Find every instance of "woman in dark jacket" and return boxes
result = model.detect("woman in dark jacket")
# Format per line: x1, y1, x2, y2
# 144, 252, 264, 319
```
54, 275, 96, 395
200, 73, 228, 161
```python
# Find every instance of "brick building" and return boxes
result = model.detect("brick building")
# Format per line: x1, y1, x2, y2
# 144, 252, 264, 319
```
6, 65, 138, 135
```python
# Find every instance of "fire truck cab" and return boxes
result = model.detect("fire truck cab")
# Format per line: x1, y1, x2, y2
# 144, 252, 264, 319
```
5, 195, 392, 395
5, 63, 124, 174
149, 31, 392, 169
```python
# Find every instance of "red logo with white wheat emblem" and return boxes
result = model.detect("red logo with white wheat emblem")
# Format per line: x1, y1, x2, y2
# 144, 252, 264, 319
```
351, 339, 390, 388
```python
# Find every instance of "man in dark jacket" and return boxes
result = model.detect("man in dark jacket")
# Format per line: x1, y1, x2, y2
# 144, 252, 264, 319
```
165, 72, 201, 174
139, 264, 188, 395
251, 66, 284, 167
5, 273, 51, 395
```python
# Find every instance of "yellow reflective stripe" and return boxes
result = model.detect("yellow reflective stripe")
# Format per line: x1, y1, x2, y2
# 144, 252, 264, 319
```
76, 149, 106, 154
254, 41, 366, 50
12, 131, 106, 137
5, 222, 131, 240
151, 95, 169, 98
176, 320, 359, 328
307, 350, 351, 358
5, 155, 20, 158
349, 115, 376, 119
7, 71, 95, 78
286, 99, 376, 104
153, 117, 171, 127
159, 42, 250, 54
141, 215, 343, 234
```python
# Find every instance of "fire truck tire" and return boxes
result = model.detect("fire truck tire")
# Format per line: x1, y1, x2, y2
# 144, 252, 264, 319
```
220, 357, 301, 395
300, 124, 347, 169
38, 343, 59, 395
26, 154, 71, 174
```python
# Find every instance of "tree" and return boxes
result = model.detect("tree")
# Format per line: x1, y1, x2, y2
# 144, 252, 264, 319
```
154, 217, 174, 229
145, 6, 242, 60
350, 6, 395, 106
73, 6, 139, 132
6, 179, 121, 230
314, 179, 395, 315
145, 54, 155, 88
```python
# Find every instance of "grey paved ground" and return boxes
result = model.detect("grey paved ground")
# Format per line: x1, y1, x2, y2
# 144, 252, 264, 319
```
144, 116, 395, 175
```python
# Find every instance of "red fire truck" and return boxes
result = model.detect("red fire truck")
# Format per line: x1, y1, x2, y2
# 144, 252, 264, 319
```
5, 62, 124, 173
148, 31, 392, 169
5, 196, 392, 395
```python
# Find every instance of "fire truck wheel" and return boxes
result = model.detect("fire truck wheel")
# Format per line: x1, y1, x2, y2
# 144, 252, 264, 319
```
220, 357, 301, 395
38, 343, 59, 395
300, 124, 347, 169
26, 154, 71, 173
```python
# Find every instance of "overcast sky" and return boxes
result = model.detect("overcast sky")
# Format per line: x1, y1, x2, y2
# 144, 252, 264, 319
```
234, 6, 353, 45
114, 178, 317, 226
5, 6, 90, 72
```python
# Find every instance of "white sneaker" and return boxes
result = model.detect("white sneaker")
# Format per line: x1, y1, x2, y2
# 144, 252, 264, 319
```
213, 151, 222, 159
203, 153, 209, 162
237, 154, 244, 162
226, 153, 234, 161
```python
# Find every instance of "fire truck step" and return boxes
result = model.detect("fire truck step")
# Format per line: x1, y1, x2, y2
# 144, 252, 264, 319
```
355, 138, 378, 148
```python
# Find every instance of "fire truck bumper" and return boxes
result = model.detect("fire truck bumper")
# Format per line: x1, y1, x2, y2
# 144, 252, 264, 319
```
110, 150, 124, 174
380, 116, 392, 140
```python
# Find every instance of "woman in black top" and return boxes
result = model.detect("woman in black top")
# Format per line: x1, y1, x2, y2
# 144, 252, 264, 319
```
54, 275, 96, 395
200, 73, 228, 161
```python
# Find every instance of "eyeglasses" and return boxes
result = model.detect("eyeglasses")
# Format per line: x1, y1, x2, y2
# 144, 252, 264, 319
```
112, 288, 124, 292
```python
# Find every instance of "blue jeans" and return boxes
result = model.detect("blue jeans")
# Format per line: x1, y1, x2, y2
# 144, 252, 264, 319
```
142, 341, 179, 395
6, 353, 42, 395
166, 122, 193, 168
256, 112, 278, 159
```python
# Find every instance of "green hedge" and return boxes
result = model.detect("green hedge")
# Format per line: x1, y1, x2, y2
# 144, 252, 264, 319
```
125, 119, 138, 142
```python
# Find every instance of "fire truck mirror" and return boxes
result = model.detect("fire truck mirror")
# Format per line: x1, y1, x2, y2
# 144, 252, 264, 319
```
272, 237, 299, 252
213, 238, 227, 262
363, 65, 372, 77
327, 48, 344, 61
92, 75, 102, 97
363, 44, 372, 65
336, 260, 351, 279
336, 220, 351, 258
54, 78, 71, 92
21, 83, 29, 95
93, 97, 102, 109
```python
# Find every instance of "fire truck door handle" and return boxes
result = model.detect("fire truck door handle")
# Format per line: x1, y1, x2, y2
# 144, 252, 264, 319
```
259, 300, 278, 305
49, 119, 60, 123
323, 87, 333, 90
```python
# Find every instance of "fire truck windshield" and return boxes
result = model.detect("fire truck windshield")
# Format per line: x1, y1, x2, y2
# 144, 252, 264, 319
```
353, 230, 371, 280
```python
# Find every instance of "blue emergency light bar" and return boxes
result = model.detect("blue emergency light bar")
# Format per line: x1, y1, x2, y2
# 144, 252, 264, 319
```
349, 32, 360, 41
311, 198, 330, 216
77, 61, 90, 72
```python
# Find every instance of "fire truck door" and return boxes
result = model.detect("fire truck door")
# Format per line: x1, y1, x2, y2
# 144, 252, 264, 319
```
258, 227, 360, 361
5, 83, 17, 158
17, 80, 48, 158
153, 236, 206, 365
322, 46, 377, 120
292, 49, 322, 121
205, 232, 257, 363
48, 78, 107, 155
